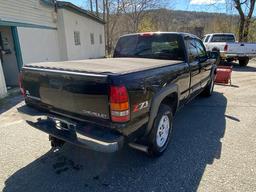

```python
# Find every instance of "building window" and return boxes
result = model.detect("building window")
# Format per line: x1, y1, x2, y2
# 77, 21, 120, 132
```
99, 34, 103, 44
74, 31, 81, 45
90, 33, 94, 45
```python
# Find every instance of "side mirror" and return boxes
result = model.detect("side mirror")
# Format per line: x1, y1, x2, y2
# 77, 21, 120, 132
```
198, 56, 208, 63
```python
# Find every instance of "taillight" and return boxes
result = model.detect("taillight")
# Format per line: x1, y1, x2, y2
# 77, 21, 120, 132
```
18, 73, 25, 96
110, 85, 130, 122
224, 44, 228, 52
140, 32, 154, 37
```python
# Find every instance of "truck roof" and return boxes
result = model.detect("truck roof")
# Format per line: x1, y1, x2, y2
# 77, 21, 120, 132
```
120, 32, 200, 40
23, 58, 182, 75
204, 33, 235, 36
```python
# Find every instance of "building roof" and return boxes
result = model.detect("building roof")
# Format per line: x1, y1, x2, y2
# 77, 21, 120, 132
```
41, 0, 105, 25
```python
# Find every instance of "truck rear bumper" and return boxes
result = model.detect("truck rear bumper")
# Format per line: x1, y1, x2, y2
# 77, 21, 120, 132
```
17, 105, 124, 153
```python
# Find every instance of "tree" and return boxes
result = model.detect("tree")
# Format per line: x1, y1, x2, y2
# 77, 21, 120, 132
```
233, 0, 256, 41
151, 9, 174, 31
104, 0, 167, 54
121, 0, 166, 32
248, 19, 256, 41
104, 0, 124, 55
138, 15, 156, 32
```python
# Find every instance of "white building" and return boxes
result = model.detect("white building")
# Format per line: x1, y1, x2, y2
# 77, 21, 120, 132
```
0, 0, 105, 98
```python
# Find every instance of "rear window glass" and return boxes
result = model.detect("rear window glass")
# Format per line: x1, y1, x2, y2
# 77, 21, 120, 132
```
211, 35, 235, 42
114, 34, 185, 61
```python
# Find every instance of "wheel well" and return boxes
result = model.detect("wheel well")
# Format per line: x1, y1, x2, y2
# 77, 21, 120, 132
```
161, 93, 178, 115
238, 57, 249, 61
212, 47, 220, 52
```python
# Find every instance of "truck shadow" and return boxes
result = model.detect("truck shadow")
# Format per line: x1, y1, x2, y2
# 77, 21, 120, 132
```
222, 61, 256, 72
232, 64, 256, 72
3, 92, 227, 192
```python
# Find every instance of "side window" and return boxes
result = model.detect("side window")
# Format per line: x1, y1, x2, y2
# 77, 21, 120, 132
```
90, 33, 94, 45
74, 31, 81, 46
99, 34, 103, 44
186, 38, 198, 63
194, 39, 207, 58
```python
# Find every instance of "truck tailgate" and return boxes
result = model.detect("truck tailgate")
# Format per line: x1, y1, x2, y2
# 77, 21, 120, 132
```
227, 42, 256, 55
22, 68, 110, 121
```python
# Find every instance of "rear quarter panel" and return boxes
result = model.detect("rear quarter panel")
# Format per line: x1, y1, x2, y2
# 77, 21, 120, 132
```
111, 62, 190, 127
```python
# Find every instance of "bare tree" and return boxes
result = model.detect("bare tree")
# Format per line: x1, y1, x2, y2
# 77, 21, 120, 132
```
248, 19, 256, 41
97, 0, 168, 55
151, 8, 174, 31
89, 0, 93, 12
121, 0, 165, 32
96, 0, 99, 15
104, 0, 124, 55
233, 0, 255, 41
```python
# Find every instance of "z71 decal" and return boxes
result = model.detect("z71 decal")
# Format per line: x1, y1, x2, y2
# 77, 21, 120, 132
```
133, 101, 149, 112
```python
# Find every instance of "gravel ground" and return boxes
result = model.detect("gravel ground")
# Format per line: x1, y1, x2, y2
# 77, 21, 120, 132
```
0, 61, 256, 192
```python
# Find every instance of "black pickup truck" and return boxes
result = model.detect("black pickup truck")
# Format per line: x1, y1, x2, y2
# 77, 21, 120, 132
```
18, 32, 218, 156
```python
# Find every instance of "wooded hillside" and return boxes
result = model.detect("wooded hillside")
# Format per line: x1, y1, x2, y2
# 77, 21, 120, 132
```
107, 9, 256, 53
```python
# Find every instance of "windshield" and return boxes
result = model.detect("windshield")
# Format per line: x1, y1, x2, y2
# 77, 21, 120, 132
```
202, 35, 210, 42
210, 35, 235, 42
113, 34, 185, 61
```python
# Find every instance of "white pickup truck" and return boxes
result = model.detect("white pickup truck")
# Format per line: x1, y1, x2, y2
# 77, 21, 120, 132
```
203, 33, 256, 66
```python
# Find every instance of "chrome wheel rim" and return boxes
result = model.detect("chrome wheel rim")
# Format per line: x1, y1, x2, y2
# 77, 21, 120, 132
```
156, 115, 170, 148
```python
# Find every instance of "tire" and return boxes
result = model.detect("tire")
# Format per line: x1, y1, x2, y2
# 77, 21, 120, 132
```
49, 135, 65, 148
226, 58, 233, 63
239, 57, 249, 66
147, 104, 173, 157
202, 76, 214, 97
212, 48, 221, 66
215, 57, 221, 66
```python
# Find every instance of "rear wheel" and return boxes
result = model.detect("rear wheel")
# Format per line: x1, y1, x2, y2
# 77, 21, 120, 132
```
147, 104, 173, 157
212, 48, 221, 65
226, 58, 234, 63
239, 57, 249, 66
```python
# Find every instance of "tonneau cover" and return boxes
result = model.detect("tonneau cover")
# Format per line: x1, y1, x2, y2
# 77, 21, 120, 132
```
24, 58, 181, 74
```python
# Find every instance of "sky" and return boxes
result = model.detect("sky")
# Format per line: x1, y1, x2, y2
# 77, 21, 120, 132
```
174, 0, 233, 13
65, 0, 236, 14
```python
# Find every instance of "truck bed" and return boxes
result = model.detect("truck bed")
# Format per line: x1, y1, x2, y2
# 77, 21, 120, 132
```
24, 58, 181, 75
225, 42, 256, 56
21, 57, 182, 128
